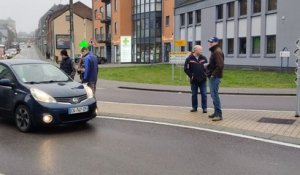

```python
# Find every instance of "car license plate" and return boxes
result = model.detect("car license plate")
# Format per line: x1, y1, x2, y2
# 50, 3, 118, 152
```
68, 106, 89, 114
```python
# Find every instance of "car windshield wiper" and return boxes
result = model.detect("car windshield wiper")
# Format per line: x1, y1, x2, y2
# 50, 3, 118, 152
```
25, 81, 41, 84
39, 80, 70, 83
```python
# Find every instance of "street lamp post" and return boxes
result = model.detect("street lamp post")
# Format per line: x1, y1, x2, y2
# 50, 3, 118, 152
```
69, 0, 75, 59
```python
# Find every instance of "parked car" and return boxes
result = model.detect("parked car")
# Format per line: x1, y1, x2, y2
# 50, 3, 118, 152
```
0, 59, 97, 132
97, 56, 107, 64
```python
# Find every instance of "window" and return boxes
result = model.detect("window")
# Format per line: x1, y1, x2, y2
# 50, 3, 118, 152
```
253, 0, 261, 14
268, 0, 277, 11
227, 2, 235, 18
166, 16, 170, 26
188, 42, 193, 51
239, 0, 247, 16
0, 65, 13, 81
65, 15, 70, 21
114, 0, 117, 11
196, 10, 201, 24
217, 5, 223, 20
252, 36, 260, 54
218, 39, 223, 49
180, 14, 185, 26
196, 41, 201, 45
239, 37, 247, 54
114, 22, 117, 34
266, 35, 276, 54
227, 38, 234, 54
94, 10, 97, 20
188, 12, 193, 25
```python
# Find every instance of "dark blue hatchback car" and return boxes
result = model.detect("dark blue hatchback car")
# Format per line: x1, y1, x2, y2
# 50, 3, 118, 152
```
0, 59, 97, 132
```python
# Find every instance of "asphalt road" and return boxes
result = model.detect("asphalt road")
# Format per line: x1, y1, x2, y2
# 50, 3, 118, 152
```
96, 87, 296, 111
0, 117, 300, 175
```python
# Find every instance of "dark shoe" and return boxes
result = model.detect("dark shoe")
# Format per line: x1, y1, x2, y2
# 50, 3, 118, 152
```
212, 116, 223, 121
190, 109, 197, 112
203, 109, 207, 113
208, 114, 215, 118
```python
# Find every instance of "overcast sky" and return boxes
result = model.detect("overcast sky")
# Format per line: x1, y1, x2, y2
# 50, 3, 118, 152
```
0, 0, 92, 33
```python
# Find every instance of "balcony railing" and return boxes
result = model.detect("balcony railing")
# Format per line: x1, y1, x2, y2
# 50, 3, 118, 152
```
96, 34, 111, 44
100, 16, 111, 24
101, 0, 111, 3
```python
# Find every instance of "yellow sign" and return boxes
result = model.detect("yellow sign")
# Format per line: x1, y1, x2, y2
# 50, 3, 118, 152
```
175, 40, 187, 47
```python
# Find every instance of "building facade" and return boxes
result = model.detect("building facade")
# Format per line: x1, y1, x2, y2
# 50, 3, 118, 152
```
93, 0, 174, 63
175, 0, 300, 67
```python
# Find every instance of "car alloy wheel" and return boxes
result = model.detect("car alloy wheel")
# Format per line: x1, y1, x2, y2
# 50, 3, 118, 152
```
15, 105, 32, 132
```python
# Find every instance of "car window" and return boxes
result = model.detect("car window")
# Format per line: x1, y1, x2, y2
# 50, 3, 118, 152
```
0, 65, 14, 81
12, 63, 70, 83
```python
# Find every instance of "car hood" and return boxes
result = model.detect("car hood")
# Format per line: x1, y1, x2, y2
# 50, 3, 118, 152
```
25, 81, 87, 98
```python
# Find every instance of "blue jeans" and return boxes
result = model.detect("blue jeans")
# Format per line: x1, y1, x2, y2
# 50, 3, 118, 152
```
191, 80, 207, 110
209, 78, 222, 116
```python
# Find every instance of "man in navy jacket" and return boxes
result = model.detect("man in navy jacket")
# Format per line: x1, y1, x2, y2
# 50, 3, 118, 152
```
184, 45, 208, 113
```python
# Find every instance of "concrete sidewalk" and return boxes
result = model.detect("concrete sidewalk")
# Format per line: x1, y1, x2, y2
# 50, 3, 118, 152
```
98, 101, 300, 145
97, 79, 296, 96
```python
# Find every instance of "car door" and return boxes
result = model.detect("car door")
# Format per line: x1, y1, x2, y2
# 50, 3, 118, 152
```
0, 64, 15, 116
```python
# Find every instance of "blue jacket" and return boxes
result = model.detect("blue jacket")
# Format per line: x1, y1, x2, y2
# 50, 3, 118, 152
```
83, 52, 98, 83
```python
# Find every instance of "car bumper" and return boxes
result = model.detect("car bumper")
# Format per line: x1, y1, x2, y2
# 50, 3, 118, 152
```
29, 98, 97, 125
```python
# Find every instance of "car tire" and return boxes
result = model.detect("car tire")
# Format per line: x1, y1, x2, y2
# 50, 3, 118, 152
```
15, 105, 33, 132
100, 59, 105, 64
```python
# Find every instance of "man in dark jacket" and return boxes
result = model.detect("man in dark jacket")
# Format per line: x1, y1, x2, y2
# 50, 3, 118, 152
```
184, 45, 208, 113
60, 49, 76, 79
81, 47, 99, 95
207, 37, 224, 121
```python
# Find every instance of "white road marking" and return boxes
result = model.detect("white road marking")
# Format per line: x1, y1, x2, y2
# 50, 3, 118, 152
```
98, 101, 294, 113
97, 116, 300, 149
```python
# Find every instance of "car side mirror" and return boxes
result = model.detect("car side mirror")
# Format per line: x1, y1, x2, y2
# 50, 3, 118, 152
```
0, 79, 15, 88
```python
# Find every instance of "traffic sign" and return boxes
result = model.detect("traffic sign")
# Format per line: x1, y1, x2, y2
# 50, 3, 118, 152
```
175, 40, 187, 47
169, 52, 190, 64
279, 51, 290, 58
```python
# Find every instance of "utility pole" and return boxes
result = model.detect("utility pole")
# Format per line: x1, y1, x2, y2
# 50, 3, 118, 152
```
69, 0, 75, 59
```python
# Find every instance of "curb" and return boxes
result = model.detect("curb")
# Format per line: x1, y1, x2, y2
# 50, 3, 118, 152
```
118, 86, 296, 96
98, 112, 300, 146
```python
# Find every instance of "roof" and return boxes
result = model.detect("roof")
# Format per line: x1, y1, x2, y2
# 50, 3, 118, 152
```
175, 0, 205, 8
49, 1, 92, 22
0, 59, 49, 66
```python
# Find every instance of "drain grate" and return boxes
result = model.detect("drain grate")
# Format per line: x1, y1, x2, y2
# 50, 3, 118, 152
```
257, 117, 296, 125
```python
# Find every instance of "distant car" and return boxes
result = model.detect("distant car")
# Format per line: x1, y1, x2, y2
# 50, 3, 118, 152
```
27, 45, 31, 48
97, 56, 107, 64
0, 59, 97, 132
5, 49, 17, 59
74, 54, 82, 64
74, 55, 107, 65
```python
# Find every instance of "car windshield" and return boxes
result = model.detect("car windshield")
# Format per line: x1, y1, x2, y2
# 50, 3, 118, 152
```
12, 63, 70, 84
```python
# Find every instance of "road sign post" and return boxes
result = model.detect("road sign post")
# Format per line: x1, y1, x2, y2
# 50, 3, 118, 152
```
294, 39, 300, 117
280, 47, 290, 69
169, 52, 190, 81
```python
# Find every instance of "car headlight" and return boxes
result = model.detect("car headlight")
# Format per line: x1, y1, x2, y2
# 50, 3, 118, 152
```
83, 84, 94, 99
30, 88, 56, 103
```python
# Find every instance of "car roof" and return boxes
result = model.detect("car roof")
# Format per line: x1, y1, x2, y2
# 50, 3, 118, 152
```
0, 59, 50, 66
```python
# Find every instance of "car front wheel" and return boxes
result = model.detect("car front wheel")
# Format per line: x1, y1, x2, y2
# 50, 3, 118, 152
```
15, 105, 33, 132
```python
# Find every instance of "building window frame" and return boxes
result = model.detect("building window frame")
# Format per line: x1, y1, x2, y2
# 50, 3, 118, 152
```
216, 4, 223, 21
227, 38, 234, 56
180, 13, 185, 27
252, 0, 261, 14
239, 0, 247, 17
267, 0, 277, 12
188, 12, 193, 26
196, 10, 201, 24
114, 22, 117, 34
266, 35, 276, 57
227, 2, 235, 19
166, 16, 170, 27
251, 36, 261, 56
239, 37, 247, 55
